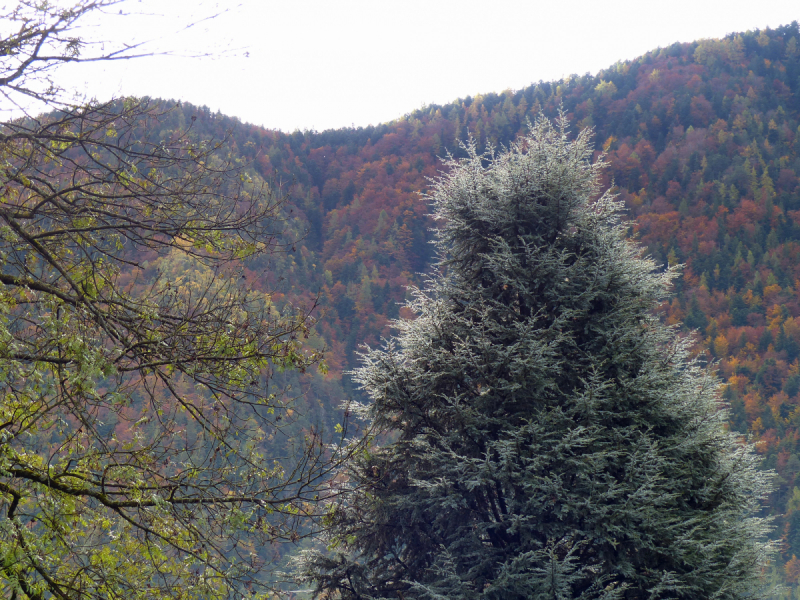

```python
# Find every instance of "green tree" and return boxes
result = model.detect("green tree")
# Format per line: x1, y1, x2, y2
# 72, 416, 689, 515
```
0, 3, 349, 599
295, 118, 777, 599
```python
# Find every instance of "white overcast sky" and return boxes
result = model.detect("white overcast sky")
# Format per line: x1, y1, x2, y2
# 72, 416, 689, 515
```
47, 0, 800, 132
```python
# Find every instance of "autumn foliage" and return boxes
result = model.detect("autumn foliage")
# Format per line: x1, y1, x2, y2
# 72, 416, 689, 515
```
177, 21, 800, 580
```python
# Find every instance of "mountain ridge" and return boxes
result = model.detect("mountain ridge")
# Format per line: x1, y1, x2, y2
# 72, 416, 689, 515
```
159, 20, 800, 585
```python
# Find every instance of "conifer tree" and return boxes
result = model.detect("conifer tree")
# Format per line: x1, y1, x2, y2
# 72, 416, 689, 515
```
296, 116, 776, 599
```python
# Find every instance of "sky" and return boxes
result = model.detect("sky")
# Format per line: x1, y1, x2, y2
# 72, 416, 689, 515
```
43, 0, 800, 132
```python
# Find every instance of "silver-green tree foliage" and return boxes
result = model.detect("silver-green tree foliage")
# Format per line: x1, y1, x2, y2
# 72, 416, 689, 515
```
296, 117, 776, 599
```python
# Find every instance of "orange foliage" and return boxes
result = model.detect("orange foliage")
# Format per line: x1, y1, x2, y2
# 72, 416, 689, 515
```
786, 556, 800, 584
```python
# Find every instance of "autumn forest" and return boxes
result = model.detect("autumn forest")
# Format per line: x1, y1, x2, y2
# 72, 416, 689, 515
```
4, 6, 800, 596
161, 21, 800, 585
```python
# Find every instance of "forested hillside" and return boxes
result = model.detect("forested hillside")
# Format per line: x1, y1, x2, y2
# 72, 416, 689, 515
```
175, 21, 800, 583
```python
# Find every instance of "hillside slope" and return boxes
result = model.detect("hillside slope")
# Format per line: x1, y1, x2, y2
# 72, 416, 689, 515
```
176, 20, 800, 582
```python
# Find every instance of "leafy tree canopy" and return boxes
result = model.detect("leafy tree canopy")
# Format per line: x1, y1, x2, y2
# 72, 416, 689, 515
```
0, 3, 350, 599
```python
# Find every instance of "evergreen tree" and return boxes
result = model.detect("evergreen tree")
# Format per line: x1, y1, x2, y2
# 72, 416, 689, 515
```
296, 117, 776, 599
